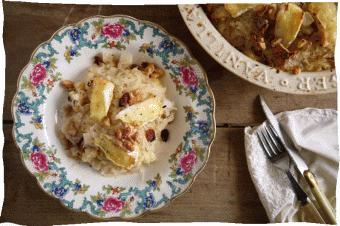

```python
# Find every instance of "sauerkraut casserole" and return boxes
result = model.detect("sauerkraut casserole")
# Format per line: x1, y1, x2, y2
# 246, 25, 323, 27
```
206, 3, 336, 74
58, 53, 176, 175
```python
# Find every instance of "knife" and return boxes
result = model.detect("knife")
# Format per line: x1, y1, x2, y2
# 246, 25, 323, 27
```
259, 95, 336, 224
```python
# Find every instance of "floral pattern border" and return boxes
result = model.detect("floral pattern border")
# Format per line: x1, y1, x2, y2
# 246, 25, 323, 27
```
12, 16, 215, 218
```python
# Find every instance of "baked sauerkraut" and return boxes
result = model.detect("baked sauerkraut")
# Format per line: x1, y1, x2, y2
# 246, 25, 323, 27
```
206, 3, 336, 74
58, 52, 176, 175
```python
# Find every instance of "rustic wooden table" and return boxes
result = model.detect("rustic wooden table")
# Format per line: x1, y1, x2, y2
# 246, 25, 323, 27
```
1, 2, 337, 225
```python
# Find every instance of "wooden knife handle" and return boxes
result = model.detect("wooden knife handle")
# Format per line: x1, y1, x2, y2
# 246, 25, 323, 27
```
304, 170, 336, 224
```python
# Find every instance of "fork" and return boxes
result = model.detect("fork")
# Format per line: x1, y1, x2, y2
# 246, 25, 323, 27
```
256, 122, 309, 205
257, 123, 327, 222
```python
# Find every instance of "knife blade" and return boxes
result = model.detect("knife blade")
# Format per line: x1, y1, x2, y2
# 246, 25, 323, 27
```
259, 95, 336, 224
259, 96, 308, 174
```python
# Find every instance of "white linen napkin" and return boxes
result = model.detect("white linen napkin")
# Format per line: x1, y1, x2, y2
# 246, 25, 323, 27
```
244, 108, 338, 223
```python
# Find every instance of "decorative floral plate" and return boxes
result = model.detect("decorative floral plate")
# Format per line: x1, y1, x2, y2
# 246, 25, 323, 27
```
178, 5, 337, 95
12, 15, 216, 219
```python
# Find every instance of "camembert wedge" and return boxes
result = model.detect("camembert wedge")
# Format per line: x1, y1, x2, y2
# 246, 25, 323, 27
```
224, 4, 258, 18
116, 97, 163, 126
94, 134, 137, 169
90, 77, 114, 121
308, 3, 337, 47
275, 3, 304, 47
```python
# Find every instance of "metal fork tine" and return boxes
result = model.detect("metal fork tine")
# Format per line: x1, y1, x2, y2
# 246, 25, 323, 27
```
256, 130, 273, 158
267, 123, 286, 153
264, 125, 282, 154
267, 123, 280, 139
261, 126, 279, 157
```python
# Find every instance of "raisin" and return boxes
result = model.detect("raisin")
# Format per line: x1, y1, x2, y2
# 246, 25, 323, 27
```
94, 55, 103, 65
161, 129, 169, 142
119, 92, 130, 107
145, 129, 156, 142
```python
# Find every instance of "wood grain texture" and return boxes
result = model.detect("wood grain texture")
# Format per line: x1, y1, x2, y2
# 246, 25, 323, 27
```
1, 1, 337, 225
0, 125, 268, 225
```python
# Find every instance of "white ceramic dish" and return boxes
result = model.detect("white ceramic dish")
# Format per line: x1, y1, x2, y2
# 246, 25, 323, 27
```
12, 15, 216, 219
178, 4, 337, 94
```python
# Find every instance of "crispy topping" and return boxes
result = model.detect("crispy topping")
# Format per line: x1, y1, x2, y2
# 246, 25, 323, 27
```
267, 5, 278, 20
258, 41, 266, 50
271, 38, 282, 47
255, 18, 269, 34
252, 34, 266, 51
271, 43, 292, 67
297, 39, 309, 49
254, 4, 269, 17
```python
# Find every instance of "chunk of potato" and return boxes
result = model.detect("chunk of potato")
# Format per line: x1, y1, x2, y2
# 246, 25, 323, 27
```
275, 3, 304, 47
308, 3, 337, 48
90, 77, 114, 122
94, 134, 137, 169
116, 97, 164, 126
224, 4, 258, 18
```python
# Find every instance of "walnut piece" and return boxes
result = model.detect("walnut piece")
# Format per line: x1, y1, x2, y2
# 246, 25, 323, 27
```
61, 80, 75, 90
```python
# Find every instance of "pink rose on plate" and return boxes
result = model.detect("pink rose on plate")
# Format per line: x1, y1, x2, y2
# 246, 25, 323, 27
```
180, 66, 198, 87
180, 150, 197, 174
102, 197, 124, 212
30, 63, 47, 86
30, 152, 48, 172
102, 23, 124, 39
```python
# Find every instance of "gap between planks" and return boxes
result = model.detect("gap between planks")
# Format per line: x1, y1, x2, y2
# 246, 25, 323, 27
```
3, 120, 13, 124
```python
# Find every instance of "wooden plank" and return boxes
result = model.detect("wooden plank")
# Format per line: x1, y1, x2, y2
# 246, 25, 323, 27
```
0, 125, 268, 224
4, 2, 336, 125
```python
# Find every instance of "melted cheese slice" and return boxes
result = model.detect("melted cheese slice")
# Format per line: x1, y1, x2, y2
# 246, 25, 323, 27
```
94, 134, 137, 169
224, 4, 258, 18
308, 3, 337, 47
90, 77, 114, 121
275, 3, 304, 47
116, 97, 163, 126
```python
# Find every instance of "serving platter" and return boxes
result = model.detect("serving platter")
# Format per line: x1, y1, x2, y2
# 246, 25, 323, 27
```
12, 15, 215, 219
178, 4, 337, 95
